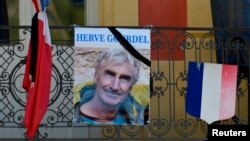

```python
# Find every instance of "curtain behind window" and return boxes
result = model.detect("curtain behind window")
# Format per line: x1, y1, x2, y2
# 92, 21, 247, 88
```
0, 0, 9, 41
210, 0, 249, 67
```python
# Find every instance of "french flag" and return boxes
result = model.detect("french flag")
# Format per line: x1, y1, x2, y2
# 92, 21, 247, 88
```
186, 62, 238, 124
22, 0, 52, 139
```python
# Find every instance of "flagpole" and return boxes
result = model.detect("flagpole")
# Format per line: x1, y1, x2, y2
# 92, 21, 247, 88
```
34, 130, 39, 141
25, 130, 39, 141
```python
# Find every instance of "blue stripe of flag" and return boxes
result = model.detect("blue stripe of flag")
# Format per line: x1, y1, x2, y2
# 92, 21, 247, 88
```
40, 0, 50, 11
186, 62, 204, 118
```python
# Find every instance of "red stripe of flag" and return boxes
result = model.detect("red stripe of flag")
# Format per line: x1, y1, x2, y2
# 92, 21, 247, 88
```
219, 64, 238, 120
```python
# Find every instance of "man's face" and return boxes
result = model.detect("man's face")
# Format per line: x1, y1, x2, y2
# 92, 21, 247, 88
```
94, 59, 136, 108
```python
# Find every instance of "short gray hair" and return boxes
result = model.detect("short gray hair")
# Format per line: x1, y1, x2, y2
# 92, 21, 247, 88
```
95, 48, 140, 84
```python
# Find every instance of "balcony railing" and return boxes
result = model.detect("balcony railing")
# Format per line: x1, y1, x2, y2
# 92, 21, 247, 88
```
0, 26, 249, 140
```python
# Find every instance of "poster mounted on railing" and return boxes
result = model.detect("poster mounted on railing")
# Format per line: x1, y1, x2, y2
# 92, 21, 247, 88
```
73, 27, 151, 125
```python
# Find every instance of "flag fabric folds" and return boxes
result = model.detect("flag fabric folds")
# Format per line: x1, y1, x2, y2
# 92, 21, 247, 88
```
22, 0, 52, 139
186, 62, 238, 124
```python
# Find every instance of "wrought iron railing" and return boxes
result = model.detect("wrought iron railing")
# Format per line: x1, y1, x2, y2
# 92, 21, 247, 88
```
0, 26, 249, 140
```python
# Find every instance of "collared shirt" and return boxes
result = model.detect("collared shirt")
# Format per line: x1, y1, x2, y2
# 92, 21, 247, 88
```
73, 83, 146, 125
79, 110, 129, 125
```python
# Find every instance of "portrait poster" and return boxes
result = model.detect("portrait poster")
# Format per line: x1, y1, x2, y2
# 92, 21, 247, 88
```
73, 27, 151, 125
